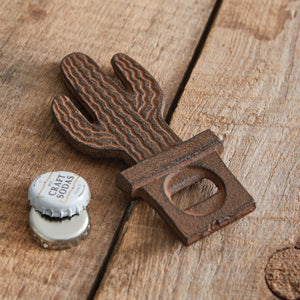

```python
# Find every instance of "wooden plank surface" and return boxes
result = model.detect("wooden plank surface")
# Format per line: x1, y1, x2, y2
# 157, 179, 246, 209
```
0, 0, 216, 298
96, 0, 300, 299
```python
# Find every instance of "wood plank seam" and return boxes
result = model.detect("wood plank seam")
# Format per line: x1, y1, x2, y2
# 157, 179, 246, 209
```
89, 0, 225, 296
0, 1, 219, 298
87, 200, 135, 300
94, 0, 300, 298
166, 0, 223, 123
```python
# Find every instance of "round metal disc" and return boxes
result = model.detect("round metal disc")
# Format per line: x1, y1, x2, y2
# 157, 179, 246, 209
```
28, 171, 91, 218
29, 208, 90, 250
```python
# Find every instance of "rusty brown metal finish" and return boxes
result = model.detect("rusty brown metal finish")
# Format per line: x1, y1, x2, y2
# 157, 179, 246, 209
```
52, 53, 255, 245
52, 53, 181, 165
118, 130, 255, 245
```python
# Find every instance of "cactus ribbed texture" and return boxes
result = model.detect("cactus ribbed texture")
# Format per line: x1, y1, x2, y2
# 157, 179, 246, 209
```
52, 53, 181, 165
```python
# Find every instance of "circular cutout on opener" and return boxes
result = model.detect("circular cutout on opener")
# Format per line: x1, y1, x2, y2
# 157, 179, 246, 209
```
165, 167, 225, 216
29, 208, 90, 250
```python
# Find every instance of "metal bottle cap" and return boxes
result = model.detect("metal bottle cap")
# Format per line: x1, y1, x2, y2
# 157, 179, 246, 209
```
28, 171, 91, 218
29, 208, 90, 250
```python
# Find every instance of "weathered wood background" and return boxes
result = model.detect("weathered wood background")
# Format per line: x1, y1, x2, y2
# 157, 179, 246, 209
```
0, 0, 299, 299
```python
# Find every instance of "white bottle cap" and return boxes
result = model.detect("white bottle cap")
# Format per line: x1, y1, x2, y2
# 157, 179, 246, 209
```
28, 171, 91, 218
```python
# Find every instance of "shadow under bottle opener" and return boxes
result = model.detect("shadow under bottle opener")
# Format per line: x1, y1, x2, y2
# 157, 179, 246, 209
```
52, 53, 255, 245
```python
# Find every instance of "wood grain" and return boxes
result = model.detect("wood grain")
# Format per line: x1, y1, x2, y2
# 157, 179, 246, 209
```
0, 0, 216, 298
96, 0, 300, 299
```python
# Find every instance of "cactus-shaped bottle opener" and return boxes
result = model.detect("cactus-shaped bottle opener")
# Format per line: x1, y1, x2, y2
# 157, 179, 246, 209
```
52, 53, 255, 245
